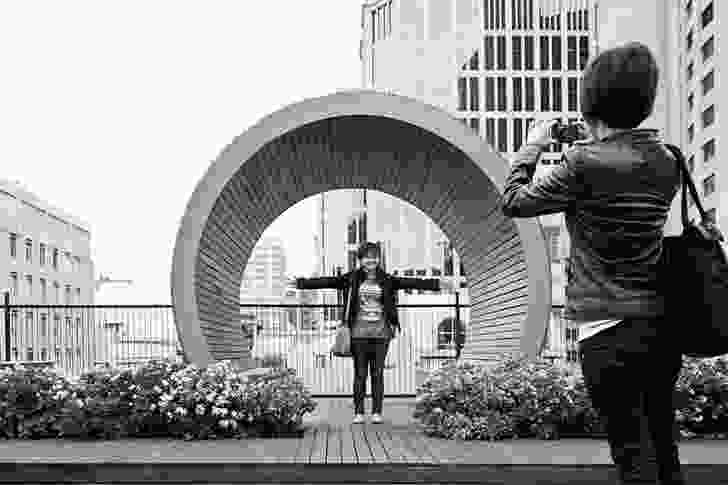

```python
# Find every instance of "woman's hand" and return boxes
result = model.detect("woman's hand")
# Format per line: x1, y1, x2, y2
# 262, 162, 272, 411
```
525, 118, 558, 148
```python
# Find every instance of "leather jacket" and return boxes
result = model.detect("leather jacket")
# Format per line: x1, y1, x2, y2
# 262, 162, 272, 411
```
501, 129, 681, 321
296, 267, 441, 333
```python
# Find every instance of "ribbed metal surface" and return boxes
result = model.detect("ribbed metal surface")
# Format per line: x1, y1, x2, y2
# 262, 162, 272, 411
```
195, 116, 529, 363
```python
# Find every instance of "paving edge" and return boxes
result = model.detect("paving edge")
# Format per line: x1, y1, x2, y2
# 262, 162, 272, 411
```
0, 463, 726, 484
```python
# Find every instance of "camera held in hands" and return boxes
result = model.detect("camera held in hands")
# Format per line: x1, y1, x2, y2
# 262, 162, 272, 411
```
551, 121, 588, 144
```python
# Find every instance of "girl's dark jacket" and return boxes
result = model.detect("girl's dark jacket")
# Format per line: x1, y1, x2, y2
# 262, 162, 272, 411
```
501, 129, 681, 321
295, 267, 441, 334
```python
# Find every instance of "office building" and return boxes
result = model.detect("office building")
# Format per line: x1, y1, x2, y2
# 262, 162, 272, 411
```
0, 179, 95, 374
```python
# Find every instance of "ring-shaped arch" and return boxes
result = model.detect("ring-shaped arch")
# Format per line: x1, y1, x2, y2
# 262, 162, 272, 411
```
171, 90, 551, 368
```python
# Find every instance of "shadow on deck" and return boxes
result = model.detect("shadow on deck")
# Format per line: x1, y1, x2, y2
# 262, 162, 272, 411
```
0, 398, 726, 483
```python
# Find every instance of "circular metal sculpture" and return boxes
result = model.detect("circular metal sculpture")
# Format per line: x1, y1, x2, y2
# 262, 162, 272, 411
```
171, 90, 551, 368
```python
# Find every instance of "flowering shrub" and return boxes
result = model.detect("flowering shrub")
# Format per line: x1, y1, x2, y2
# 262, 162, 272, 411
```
414, 353, 728, 441
0, 359, 317, 440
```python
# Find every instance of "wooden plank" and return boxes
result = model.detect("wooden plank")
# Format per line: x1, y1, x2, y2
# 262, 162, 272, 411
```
390, 429, 428, 464
351, 425, 373, 464
273, 438, 303, 464
309, 424, 328, 464
340, 425, 357, 464
373, 428, 404, 464
295, 426, 317, 463
363, 426, 388, 464
326, 426, 342, 464
385, 428, 417, 464
404, 431, 440, 464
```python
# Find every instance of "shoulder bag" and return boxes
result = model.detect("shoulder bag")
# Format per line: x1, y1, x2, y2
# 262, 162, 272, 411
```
661, 143, 728, 358
331, 277, 354, 358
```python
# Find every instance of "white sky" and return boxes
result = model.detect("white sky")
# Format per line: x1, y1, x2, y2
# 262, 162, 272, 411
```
1, 1, 364, 304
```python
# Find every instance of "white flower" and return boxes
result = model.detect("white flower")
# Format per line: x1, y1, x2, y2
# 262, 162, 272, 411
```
175, 406, 187, 416
150, 403, 157, 411
76, 399, 84, 408
195, 404, 206, 416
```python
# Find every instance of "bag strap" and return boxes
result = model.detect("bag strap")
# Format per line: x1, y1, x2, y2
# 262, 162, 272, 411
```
663, 143, 708, 228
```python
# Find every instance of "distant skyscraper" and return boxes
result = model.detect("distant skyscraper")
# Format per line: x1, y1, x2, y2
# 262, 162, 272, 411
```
240, 236, 287, 298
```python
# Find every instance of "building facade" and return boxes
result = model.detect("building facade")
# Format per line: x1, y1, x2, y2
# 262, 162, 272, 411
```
0, 179, 95, 374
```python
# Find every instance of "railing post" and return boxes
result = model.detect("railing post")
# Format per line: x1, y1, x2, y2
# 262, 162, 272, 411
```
454, 291, 461, 360
4, 291, 10, 362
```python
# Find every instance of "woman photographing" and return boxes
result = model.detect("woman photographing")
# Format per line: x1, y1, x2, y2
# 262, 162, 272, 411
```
291, 241, 455, 424
501, 42, 685, 484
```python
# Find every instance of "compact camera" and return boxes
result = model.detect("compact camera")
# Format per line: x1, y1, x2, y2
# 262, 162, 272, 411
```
551, 121, 588, 144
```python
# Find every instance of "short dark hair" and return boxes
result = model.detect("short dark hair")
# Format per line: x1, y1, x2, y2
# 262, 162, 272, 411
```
580, 42, 659, 129
357, 242, 381, 259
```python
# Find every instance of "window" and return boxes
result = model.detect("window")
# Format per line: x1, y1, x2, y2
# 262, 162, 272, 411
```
74, 256, 81, 273
686, 29, 693, 50
52, 248, 58, 270
497, 77, 506, 111
551, 36, 562, 70
470, 117, 480, 134
703, 174, 716, 197
458, 77, 467, 110
25, 275, 32, 297
512, 35, 522, 70
540, 78, 550, 111
39, 243, 45, 266
470, 77, 480, 111
540, 35, 549, 70
707, 208, 717, 224
40, 278, 47, 303
9, 233, 17, 259
25, 239, 32, 263
53, 282, 60, 303
496, 36, 506, 69
347, 218, 356, 244
688, 123, 695, 143
75, 288, 81, 305
485, 118, 496, 148
525, 77, 535, 110
703, 138, 716, 163
702, 105, 715, 128
579, 36, 589, 70
568, 77, 578, 111
9, 272, 18, 297
701, 36, 714, 62
40, 313, 48, 337
358, 213, 367, 242
513, 118, 524, 152
687, 92, 694, 112
567, 36, 577, 70
497, 118, 508, 152
513, 78, 523, 111
524, 36, 534, 70
702, 70, 714, 95
485, 78, 495, 110
65, 285, 71, 305
552, 78, 562, 111
687, 61, 694, 81
701, 1, 713, 28
469, 50, 480, 70
484, 36, 495, 70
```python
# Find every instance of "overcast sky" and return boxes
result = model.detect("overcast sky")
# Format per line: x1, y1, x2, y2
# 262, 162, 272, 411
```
1, 1, 364, 304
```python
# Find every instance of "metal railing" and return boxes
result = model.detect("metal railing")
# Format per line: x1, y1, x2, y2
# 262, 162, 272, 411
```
1, 293, 578, 381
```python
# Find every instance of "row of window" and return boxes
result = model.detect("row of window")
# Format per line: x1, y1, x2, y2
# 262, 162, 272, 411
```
8, 346, 85, 364
371, 0, 393, 44
462, 34, 589, 72
8, 233, 82, 273
483, 0, 586, 32
687, 69, 715, 110
688, 104, 717, 139
458, 74, 582, 114
463, 115, 575, 154
686, 0, 714, 29
7, 273, 82, 303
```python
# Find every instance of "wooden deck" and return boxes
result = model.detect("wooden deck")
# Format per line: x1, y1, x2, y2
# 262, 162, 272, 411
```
0, 399, 727, 483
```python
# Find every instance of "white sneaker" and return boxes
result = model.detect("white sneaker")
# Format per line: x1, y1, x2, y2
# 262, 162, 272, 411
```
371, 413, 383, 423
352, 414, 364, 424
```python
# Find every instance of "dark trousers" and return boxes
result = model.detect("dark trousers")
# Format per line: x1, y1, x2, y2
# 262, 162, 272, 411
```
351, 338, 390, 415
578, 318, 685, 484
